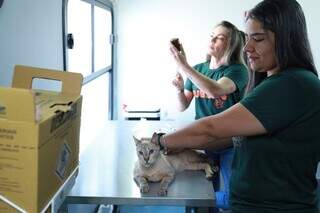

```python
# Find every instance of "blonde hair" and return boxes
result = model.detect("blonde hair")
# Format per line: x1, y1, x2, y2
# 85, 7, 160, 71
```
206, 21, 246, 66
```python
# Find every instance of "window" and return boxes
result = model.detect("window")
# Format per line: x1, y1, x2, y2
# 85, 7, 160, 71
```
94, 5, 112, 71
63, 0, 114, 120
66, 0, 92, 76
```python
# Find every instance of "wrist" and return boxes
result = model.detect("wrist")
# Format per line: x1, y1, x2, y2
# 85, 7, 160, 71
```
181, 63, 192, 73
157, 133, 165, 150
157, 133, 168, 154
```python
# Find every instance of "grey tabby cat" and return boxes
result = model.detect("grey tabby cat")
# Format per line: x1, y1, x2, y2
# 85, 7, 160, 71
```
133, 133, 215, 196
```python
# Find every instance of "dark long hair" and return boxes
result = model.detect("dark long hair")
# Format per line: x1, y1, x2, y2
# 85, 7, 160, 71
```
245, 0, 317, 92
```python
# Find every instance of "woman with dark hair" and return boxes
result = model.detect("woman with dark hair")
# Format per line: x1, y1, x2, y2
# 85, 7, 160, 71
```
170, 20, 248, 210
245, 0, 317, 92
161, 0, 320, 212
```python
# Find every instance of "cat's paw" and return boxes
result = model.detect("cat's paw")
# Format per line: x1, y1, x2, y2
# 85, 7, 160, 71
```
206, 165, 219, 181
140, 184, 150, 193
158, 188, 168, 196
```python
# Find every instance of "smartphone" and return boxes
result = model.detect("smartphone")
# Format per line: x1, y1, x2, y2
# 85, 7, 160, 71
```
170, 38, 181, 52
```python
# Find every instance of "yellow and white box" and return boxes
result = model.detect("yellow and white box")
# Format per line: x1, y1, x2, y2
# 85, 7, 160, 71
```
0, 65, 83, 213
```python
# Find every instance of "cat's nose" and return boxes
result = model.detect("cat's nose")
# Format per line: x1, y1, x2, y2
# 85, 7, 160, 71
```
144, 157, 149, 162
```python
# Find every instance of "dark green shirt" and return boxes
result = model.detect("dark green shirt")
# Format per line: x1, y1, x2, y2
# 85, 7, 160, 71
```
230, 68, 320, 213
185, 62, 248, 119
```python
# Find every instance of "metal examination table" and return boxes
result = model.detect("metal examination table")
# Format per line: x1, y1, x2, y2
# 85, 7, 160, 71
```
59, 121, 215, 212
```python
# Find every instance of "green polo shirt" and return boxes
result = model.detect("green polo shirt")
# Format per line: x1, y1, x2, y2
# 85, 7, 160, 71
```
185, 62, 248, 119
230, 68, 320, 213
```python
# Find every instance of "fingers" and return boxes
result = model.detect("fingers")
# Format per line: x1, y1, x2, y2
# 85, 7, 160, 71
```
165, 148, 185, 154
176, 71, 182, 76
175, 72, 182, 79
172, 79, 177, 86
180, 45, 185, 55
172, 79, 181, 88
169, 42, 184, 57
172, 81, 184, 93
169, 44, 180, 57
169, 40, 188, 70
173, 73, 183, 83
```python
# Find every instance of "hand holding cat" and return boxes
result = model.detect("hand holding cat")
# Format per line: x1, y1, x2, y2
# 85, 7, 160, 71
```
156, 133, 185, 154
165, 147, 185, 155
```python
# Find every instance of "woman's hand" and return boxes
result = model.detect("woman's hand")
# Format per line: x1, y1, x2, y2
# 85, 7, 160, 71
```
170, 42, 189, 68
172, 72, 184, 93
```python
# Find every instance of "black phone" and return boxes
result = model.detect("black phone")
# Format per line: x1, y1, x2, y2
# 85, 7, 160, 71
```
170, 38, 181, 51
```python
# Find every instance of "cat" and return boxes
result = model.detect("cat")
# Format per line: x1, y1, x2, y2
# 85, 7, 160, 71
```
133, 132, 217, 196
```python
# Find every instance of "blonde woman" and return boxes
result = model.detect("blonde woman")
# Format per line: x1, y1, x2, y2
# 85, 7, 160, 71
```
171, 20, 248, 210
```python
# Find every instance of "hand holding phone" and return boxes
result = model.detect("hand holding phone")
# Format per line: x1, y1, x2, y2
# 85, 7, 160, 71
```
170, 38, 182, 52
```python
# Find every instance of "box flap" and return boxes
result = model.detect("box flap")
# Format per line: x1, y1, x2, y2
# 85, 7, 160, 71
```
33, 90, 80, 122
0, 87, 35, 122
12, 65, 83, 95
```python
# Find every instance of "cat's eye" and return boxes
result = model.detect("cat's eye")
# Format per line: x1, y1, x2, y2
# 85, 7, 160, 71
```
139, 151, 143, 155
149, 150, 154, 154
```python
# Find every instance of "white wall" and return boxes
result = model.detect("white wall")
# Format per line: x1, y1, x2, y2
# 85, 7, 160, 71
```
301, 1, 320, 71
115, 0, 320, 121
0, 0, 64, 87
1, 0, 320, 121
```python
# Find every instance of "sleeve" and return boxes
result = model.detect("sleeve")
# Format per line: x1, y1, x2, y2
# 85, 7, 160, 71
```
224, 64, 248, 91
184, 78, 193, 91
240, 75, 310, 133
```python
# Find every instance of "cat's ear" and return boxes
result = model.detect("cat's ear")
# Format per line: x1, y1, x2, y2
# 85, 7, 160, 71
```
151, 132, 158, 145
133, 135, 140, 145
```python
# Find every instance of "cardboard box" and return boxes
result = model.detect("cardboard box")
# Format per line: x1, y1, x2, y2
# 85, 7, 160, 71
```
0, 65, 83, 213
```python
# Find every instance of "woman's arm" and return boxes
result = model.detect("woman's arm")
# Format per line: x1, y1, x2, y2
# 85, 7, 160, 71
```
181, 63, 237, 97
176, 90, 193, 111
172, 72, 194, 111
198, 137, 233, 150
170, 44, 237, 97
162, 103, 266, 149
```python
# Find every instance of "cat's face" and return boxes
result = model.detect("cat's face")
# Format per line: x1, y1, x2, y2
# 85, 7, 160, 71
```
134, 133, 160, 168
